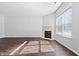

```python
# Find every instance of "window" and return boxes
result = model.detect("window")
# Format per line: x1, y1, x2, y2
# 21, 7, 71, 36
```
56, 15, 63, 34
56, 8, 72, 38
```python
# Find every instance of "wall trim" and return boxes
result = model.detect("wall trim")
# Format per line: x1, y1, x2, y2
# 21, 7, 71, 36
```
41, 37, 55, 40
3, 37, 42, 39
0, 37, 5, 38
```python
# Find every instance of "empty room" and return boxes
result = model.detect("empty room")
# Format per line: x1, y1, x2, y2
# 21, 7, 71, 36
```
0, 2, 79, 56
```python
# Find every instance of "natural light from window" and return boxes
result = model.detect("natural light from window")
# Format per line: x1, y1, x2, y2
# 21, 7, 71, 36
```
56, 8, 72, 38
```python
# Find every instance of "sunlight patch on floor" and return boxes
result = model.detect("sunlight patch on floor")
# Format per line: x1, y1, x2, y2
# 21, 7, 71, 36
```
19, 40, 54, 55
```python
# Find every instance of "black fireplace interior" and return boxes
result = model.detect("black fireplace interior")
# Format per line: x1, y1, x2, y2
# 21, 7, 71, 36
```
44, 31, 51, 38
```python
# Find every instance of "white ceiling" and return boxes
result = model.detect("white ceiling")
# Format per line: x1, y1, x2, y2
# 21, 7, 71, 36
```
0, 2, 62, 16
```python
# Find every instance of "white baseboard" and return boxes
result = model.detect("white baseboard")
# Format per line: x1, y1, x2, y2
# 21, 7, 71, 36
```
0, 37, 4, 38
55, 39, 79, 56
4, 36, 42, 37
41, 37, 55, 40
4, 36, 42, 38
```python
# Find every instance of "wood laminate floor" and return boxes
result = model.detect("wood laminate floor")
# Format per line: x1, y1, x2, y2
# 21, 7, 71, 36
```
0, 38, 77, 56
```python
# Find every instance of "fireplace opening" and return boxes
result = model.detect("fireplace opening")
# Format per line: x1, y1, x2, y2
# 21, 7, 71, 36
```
44, 31, 51, 38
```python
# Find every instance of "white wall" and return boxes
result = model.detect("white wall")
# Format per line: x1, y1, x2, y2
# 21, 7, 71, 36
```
43, 14, 55, 26
5, 16, 42, 37
0, 14, 4, 38
72, 2, 79, 54
43, 13, 55, 38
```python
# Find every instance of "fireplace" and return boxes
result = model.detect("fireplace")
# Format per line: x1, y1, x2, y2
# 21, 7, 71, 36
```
44, 31, 51, 38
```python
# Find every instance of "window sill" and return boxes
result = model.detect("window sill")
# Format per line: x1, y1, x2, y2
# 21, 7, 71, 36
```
56, 32, 72, 39
62, 35, 72, 39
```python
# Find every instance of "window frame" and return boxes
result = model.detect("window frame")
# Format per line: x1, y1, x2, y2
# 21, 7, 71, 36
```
56, 7, 72, 38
